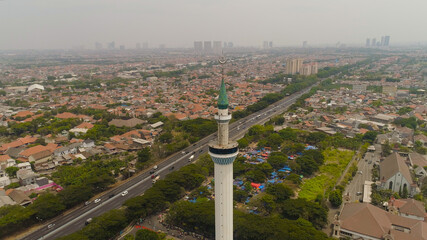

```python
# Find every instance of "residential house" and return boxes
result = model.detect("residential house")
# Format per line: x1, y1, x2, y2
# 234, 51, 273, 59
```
6, 189, 31, 206
108, 118, 146, 128
69, 122, 94, 135
53, 142, 82, 157
0, 189, 15, 207
16, 169, 37, 186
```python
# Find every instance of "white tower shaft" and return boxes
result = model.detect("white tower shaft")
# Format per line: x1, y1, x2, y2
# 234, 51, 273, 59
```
214, 163, 234, 240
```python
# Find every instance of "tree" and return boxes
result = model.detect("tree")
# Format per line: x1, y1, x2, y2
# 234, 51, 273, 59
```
306, 132, 327, 145
267, 155, 287, 170
135, 229, 160, 240
382, 140, 392, 157
296, 156, 319, 176
137, 147, 151, 163
58, 185, 92, 208
329, 189, 342, 208
303, 149, 324, 165
266, 183, 294, 203
158, 132, 173, 143
267, 133, 283, 150
402, 185, 409, 198
5, 166, 19, 177
363, 131, 378, 144
237, 137, 249, 149
30, 193, 65, 220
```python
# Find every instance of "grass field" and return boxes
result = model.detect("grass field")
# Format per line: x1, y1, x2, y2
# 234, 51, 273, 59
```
298, 148, 354, 201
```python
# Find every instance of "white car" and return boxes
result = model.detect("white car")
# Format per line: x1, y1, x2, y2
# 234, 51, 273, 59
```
94, 198, 101, 203
121, 191, 128, 196
48, 223, 55, 229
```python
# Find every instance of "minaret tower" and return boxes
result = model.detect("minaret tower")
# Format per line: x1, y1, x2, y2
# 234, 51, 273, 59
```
208, 58, 239, 240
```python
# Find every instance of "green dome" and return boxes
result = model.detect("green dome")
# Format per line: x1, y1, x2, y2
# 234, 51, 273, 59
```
218, 79, 229, 109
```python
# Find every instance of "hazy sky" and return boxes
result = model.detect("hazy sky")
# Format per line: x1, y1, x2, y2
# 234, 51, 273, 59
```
1, 0, 426, 49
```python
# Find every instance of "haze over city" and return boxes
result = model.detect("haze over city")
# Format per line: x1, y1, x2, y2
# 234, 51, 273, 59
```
1, 0, 427, 49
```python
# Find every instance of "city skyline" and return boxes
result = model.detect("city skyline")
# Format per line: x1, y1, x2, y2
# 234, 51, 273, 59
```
1, 0, 427, 49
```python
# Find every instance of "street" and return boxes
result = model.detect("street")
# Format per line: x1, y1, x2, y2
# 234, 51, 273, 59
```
345, 143, 381, 202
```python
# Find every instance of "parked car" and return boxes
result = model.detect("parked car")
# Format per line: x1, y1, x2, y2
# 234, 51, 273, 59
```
121, 190, 128, 196
108, 193, 115, 198
85, 201, 91, 206
94, 198, 101, 203
48, 224, 55, 229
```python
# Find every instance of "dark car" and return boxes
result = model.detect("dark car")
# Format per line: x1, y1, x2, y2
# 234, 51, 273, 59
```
170, 166, 175, 170
109, 193, 115, 198
149, 170, 155, 174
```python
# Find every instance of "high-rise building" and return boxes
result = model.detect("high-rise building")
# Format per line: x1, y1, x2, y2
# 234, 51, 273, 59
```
119, 45, 125, 50
95, 42, 102, 50
384, 36, 390, 46
285, 59, 303, 75
204, 41, 212, 53
194, 41, 203, 53
213, 41, 222, 55
107, 41, 115, 49
303, 41, 308, 48
143, 42, 148, 49
380, 36, 385, 46
371, 38, 376, 47
136, 43, 141, 49
227, 42, 233, 48
310, 62, 318, 75
365, 38, 370, 47
263, 41, 269, 49
209, 78, 238, 240
159, 44, 166, 49
269, 41, 273, 48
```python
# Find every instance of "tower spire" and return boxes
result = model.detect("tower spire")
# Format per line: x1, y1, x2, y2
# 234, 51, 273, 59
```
218, 78, 228, 110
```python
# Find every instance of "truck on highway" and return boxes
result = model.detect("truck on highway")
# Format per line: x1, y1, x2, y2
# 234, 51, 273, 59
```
188, 154, 194, 162
152, 175, 160, 184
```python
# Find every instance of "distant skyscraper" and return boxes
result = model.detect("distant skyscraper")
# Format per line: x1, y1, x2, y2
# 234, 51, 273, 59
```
107, 41, 115, 49
263, 41, 269, 49
371, 38, 376, 47
384, 36, 390, 46
194, 41, 203, 53
303, 41, 308, 48
365, 38, 370, 47
380, 36, 385, 46
119, 45, 125, 50
136, 43, 141, 49
213, 41, 222, 55
227, 42, 233, 48
143, 42, 148, 49
269, 41, 273, 48
95, 42, 102, 50
159, 44, 166, 49
204, 41, 212, 53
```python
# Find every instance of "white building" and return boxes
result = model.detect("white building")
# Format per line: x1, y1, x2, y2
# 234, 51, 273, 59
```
379, 153, 418, 196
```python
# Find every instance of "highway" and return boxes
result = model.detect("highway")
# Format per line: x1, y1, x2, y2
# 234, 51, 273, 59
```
21, 85, 314, 240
